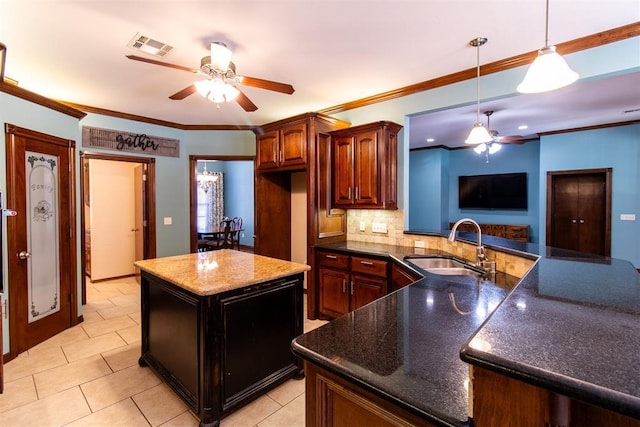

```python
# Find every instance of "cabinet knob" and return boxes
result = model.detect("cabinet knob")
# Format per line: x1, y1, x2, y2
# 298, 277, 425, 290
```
579, 219, 585, 224
572, 219, 577, 223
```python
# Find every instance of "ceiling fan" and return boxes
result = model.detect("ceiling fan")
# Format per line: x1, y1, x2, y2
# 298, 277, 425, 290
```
482, 110, 531, 144
126, 42, 295, 112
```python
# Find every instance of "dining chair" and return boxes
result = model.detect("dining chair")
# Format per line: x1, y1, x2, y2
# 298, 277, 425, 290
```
206, 219, 235, 250
231, 216, 243, 250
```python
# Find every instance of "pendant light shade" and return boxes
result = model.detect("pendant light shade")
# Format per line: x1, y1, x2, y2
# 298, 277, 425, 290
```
465, 37, 494, 145
466, 123, 493, 145
517, 0, 578, 93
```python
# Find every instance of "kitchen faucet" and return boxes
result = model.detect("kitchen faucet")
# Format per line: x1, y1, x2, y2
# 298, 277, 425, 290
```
448, 218, 487, 267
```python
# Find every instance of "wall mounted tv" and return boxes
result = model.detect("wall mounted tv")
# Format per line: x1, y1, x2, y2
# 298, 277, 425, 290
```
458, 172, 528, 210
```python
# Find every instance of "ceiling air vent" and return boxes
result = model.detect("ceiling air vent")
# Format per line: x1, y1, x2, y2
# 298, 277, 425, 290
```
127, 33, 173, 57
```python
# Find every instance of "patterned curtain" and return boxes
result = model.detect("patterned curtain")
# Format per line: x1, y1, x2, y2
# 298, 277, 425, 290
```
198, 171, 224, 231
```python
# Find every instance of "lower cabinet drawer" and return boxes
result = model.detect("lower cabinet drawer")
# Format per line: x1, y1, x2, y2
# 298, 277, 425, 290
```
351, 256, 387, 278
317, 251, 349, 269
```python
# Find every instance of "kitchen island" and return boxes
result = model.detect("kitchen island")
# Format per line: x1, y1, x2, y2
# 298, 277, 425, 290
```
292, 234, 640, 426
135, 249, 310, 427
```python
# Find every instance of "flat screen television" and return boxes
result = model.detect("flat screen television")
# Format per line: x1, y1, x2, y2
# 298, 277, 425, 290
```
459, 172, 527, 210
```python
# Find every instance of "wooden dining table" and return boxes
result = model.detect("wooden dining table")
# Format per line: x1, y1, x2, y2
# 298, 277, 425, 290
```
197, 222, 244, 250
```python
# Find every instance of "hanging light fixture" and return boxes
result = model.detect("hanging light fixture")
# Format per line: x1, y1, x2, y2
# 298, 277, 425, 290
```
465, 37, 494, 145
198, 162, 218, 193
517, 0, 578, 93
195, 42, 241, 105
474, 111, 502, 163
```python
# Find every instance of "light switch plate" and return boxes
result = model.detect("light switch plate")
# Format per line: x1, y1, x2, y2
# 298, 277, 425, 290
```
620, 214, 636, 221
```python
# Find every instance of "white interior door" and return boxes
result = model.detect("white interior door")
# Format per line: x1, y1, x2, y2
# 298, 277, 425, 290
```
89, 160, 136, 281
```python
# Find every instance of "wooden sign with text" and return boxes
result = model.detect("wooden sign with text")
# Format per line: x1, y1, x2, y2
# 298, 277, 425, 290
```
82, 126, 179, 157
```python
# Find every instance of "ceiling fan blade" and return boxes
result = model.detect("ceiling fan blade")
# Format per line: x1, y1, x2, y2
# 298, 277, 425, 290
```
237, 75, 295, 94
126, 55, 198, 73
169, 84, 197, 100
235, 89, 258, 112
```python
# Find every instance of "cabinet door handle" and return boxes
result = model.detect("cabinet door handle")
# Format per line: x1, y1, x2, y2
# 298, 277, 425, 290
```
342, 279, 346, 293
360, 261, 374, 266
325, 255, 337, 259
273, 151, 277, 164
355, 186, 359, 200
279, 151, 283, 163
348, 187, 352, 199
350, 281, 354, 295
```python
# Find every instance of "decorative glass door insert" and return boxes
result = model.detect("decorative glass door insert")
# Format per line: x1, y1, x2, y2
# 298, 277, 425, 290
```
25, 151, 60, 323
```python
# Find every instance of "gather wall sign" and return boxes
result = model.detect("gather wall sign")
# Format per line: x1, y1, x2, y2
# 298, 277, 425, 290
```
82, 126, 179, 157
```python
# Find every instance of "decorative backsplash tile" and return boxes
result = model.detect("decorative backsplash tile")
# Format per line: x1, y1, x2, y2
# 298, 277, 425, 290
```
346, 209, 535, 279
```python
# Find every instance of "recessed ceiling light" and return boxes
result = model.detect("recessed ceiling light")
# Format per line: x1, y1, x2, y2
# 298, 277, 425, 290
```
426, 138, 435, 142
518, 125, 529, 130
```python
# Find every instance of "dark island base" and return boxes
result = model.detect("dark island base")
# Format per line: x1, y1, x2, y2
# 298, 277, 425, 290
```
139, 270, 305, 427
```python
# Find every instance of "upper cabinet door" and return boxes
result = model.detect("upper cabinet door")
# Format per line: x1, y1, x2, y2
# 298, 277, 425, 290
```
256, 130, 280, 171
333, 136, 355, 206
279, 122, 307, 168
354, 131, 378, 206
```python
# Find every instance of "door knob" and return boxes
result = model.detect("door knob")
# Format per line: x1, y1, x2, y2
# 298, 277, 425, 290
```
18, 251, 32, 260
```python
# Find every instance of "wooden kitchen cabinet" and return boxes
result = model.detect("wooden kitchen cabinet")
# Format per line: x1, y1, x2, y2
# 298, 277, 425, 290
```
390, 261, 423, 291
256, 122, 307, 171
330, 121, 402, 209
305, 362, 433, 427
317, 249, 388, 319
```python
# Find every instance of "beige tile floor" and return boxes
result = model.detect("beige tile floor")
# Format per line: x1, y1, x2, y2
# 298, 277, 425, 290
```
1, 276, 328, 426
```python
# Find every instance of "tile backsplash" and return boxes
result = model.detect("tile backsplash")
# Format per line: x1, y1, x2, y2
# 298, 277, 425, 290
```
346, 209, 535, 279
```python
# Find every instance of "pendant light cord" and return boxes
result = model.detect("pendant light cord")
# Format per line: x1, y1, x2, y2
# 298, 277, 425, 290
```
544, 0, 550, 47
476, 40, 480, 123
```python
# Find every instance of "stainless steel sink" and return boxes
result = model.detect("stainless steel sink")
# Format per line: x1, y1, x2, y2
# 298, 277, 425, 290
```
423, 267, 482, 276
406, 257, 467, 270
405, 256, 484, 276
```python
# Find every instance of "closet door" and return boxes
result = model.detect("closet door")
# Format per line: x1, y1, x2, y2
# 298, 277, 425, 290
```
547, 169, 611, 256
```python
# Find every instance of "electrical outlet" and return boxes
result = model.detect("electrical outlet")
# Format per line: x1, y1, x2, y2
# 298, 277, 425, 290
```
163, 217, 172, 225
372, 222, 387, 233
360, 221, 366, 232
414, 240, 425, 248
621, 214, 636, 221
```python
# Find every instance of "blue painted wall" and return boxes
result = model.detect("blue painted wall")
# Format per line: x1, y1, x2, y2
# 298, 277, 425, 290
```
409, 148, 450, 231
410, 140, 541, 241
539, 123, 640, 264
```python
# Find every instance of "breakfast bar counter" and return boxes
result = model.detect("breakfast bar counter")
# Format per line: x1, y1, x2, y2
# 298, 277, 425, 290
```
135, 250, 310, 427
293, 234, 640, 426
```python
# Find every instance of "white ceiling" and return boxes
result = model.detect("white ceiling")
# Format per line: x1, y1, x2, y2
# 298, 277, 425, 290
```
1, 1, 639, 143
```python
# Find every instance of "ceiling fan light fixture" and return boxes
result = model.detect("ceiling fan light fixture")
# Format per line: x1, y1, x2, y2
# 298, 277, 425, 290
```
210, 42, 232, 73
474, 143, 487, 154
517, 0, 578, 93
488, 142, 502, 154
195, 78, 240, 104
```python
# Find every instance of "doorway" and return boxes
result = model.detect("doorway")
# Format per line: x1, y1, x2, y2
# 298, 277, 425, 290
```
188, 155, 254, 253
546, 168, 612, 256
5, 124, 78, 359
80, 152, 156, 303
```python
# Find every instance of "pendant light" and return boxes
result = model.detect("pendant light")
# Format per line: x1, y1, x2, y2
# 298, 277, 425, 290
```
517, 0, 578, 93
465, 37, 494, 145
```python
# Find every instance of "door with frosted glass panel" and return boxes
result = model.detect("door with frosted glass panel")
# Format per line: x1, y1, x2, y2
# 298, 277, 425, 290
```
5, 124, 77, 356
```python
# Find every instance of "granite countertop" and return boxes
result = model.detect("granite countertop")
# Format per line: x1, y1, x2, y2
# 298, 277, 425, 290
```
293, 232, 640, 425
134, 249, 310, 296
